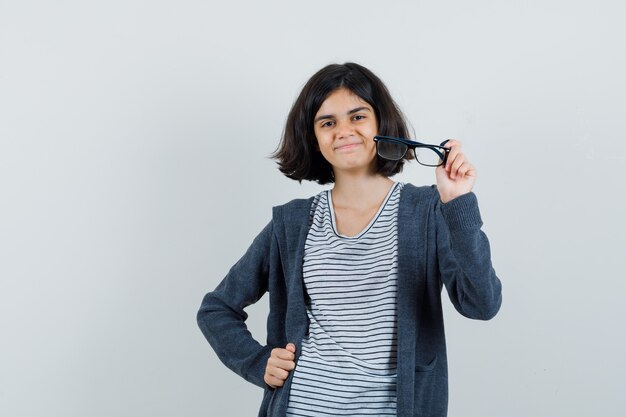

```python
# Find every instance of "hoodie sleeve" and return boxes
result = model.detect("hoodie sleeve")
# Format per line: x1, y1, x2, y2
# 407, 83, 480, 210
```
434, 191, 502, 320
196, 220, 274, 388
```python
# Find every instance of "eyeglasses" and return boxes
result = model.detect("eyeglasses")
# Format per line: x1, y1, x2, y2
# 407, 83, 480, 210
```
373, 136, 450, 167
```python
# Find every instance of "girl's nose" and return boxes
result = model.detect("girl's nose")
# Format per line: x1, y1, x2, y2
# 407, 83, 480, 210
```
335, 119, 354, 138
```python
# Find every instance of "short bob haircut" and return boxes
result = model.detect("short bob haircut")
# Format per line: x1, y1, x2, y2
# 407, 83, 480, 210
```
273, 62, 411, 185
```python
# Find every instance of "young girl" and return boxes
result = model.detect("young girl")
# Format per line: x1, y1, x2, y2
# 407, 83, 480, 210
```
197, 62, 502, 417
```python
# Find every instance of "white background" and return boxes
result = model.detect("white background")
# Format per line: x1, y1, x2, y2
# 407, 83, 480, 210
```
1, 1, 625, 416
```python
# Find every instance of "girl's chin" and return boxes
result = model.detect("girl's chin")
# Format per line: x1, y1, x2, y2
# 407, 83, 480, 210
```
331, 160, 377, 174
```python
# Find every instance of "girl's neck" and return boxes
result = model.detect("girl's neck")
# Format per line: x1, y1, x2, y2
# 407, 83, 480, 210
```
331, 172, 395, 208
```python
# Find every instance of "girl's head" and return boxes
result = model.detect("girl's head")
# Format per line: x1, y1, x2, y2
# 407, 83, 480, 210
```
273, 62, 410, 184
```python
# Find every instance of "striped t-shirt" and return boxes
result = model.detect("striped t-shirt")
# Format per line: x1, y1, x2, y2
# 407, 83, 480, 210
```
285, 182, 404, 417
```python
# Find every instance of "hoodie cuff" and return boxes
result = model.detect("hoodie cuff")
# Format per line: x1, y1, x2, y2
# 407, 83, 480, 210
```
246, 345, 273, 389
440, 192, 483, 231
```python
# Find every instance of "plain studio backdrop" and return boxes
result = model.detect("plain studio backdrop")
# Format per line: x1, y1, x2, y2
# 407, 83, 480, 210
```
1, 1, 624, 416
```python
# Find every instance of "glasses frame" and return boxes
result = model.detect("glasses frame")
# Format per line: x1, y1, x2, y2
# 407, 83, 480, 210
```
373, 136, 451, 167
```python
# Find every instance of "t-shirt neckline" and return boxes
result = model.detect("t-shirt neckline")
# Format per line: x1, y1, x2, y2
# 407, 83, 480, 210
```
327, 182, 399, 239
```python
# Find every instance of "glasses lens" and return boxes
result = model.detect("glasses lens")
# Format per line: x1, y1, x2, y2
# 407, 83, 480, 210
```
414, 147, 444, 166
377, 140, 408, 160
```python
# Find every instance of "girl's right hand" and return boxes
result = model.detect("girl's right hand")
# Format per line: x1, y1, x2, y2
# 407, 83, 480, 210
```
264, 343, 296, 388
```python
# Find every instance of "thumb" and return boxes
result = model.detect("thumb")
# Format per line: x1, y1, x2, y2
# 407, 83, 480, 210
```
285, 343, 296, 353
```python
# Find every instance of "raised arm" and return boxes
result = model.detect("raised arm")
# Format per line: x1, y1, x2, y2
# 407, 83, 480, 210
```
435, 191, 502, 320
431, 139, 502, 319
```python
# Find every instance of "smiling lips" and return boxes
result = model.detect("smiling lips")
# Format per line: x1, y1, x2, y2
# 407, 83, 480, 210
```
334, 142, 362, 151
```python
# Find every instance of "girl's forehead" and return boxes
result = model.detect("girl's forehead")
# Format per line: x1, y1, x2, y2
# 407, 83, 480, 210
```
317, 88, 371, 113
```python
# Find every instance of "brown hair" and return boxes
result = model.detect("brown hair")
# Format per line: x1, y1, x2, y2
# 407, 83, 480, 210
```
272, 62, 410, 184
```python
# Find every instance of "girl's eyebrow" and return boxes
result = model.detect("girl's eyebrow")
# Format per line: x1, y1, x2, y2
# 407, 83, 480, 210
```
314, 106, 371, 123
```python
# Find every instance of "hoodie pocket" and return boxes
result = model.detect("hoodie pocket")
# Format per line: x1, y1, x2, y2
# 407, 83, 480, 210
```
413, 355, 446, 416
414, 355, 438, 372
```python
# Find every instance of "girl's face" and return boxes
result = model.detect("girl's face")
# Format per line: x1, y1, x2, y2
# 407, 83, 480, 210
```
313, 88, 378, 175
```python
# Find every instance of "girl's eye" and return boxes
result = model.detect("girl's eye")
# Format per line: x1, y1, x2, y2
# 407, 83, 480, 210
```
353, 114, 365, 121
321, 120, 334, 128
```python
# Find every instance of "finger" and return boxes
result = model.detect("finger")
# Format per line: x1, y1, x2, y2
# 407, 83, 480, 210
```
456, 162, 470, 178
272, 347, 295, 361
444, 140, 462, 171
263, 371, 276, 388
264, 374, 285, 388
453, 163, 473, 180
267, 366, 290, 381
268, 357, 295, 371
450, 154, 466, 179
452, 154, 466, 173
463, 163, 477, 178
265, 362, 289, 382
442, 139, 461, 151
285, 343, 296, 353
442, 138, 459, 148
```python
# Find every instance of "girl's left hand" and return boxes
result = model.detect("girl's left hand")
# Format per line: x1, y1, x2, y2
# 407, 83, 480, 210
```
435, 139, 477, 203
